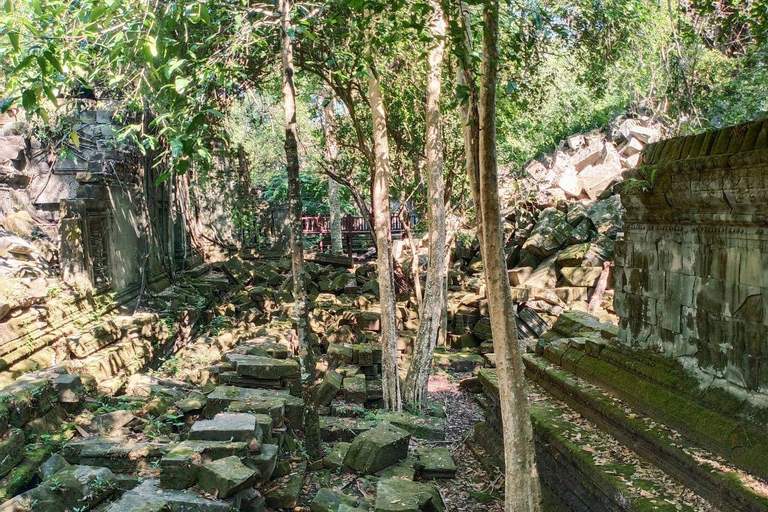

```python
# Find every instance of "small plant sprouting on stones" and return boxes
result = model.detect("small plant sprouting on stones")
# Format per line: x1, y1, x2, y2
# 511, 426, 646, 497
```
623, 165, 659, 193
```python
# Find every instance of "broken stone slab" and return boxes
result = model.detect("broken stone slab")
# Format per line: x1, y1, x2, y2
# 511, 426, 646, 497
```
343, 374, 368, 403
522, 208, 574, 258
77, 410, 136, 437
121, 478, 231, 512
375, 412, 445, 441
250, 443, 278, 482
43, 464, 117, 511
433, 351, 484, 372
375, 455, 417, 480
311, 488, 358, 512
198, 455, 259, 499
52, 373, 84, 411
0, 376, 56, 427
62, 438, 170, 473
561, 266, 603, 287
0, 429, 25, 479
38, 453, 71, 481
508, 266, 534, 286
415, 447, 456, 479
264, 461, 307, 509
189, 413, 261, 443
159, 440, 248, 490
175, 391, 207, 414
551, 310, 612, 338
226, 354, 300, 380
374, 478, 445, 512
316, 370, 343, 406
323, 441, 351, 470
343, 423, 411, 475
252, 413, 274, 444
320, 416, 378, 442
205, 386, 285, 425
524, 254, 559, 289
105, 493, 170, 512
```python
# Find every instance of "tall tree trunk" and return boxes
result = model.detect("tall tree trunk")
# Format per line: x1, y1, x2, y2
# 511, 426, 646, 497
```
322, 87, 343, 255
280, 0, 320, 460
477, 1, 541, 510
404, 0, 447, 408
368, 63, 401, 412
456, 1, 483, 250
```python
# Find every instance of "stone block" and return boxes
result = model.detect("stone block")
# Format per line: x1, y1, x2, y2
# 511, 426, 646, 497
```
250, 443, 278, 482
189, 413, 261, 443
415, 447, 456, 479
0, 429, 25, 479
374, 478, 445, 512
311, 489, 358, 512
264, 461, 306, 509
343, 424, 411, 475
198, 455, 258, 498
324, 442, 351, 470
343, 374, 368, 403
560, 266, 603, 287
121, 478, 231, 512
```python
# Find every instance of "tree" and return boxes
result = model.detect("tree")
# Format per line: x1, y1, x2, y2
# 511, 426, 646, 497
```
404, 0, 447, 408
279, 0, 320, 459
368, 57, 402, 412
321, 85, 344, 255
475, 0, 541, 509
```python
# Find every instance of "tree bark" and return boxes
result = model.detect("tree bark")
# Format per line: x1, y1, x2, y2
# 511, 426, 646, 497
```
280, 0, 320, 460
368, 62, 401, 412
404, 0, 447, 408
322, 87, 343, 255
477, 1, 541, 510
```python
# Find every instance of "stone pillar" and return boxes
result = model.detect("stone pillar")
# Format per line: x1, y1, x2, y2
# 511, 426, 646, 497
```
59, 199, 93, 291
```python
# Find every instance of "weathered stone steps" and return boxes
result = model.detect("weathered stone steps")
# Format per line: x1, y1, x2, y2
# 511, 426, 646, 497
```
538, 339, 768, 483
524, 380, 715, 512
529, 391, 714, 512
524, 353, 768, 512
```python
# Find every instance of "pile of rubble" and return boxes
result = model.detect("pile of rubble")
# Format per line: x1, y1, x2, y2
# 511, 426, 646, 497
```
443, 118, 660, 353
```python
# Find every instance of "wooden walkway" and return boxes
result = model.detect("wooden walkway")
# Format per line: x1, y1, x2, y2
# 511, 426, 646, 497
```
301, 215, 406, 257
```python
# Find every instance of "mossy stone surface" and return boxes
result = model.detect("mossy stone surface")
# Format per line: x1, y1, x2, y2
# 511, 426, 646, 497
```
374, 478, 445, 512
343, 423, 410, 474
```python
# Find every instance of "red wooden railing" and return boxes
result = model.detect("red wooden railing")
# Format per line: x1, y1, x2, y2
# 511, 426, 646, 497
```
301, 215, 405, 256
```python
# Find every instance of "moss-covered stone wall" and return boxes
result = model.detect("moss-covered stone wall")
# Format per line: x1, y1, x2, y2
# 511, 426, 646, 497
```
615, 119, 768, 395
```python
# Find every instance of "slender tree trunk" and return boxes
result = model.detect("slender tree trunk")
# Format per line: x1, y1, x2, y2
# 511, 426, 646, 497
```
404, 0, 447, 408
477, 1, 541, 510
368, 63, 401, 412
456, 1, 483, 250
322, 87, 343, 255
280, 0, 320, 460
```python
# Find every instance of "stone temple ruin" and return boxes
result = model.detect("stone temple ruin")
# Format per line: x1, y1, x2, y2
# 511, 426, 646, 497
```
0, 110, 767, 512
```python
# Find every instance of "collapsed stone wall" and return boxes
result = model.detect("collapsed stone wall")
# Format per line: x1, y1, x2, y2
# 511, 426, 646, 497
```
615, 118, 768, 396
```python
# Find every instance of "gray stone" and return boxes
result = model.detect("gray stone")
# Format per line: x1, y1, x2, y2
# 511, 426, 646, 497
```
189, 413, 261, 442
78, 410, 136, 436
324, 442, 351, 470
415, 447, 456, 479
123, 478, 231, 511
561, 266, 603, 287
264, 461, 306, 509
198, 455, 258, 498
0, 428, 25, 479
375, 412, 445, 441
105, 493, 169, 512
317, 370, 343, 406
522, 208, 574, 258
175, 392, 207, 413
226, 354, 300, 380
310, 488, 358, 512
343, 374, 368, 403
374, 478, 445, 512
159, 440, 248, 490
343, 423, 411, 474
37, 453, 71, 481
44, 464, 117, 510
62, 437, 170, 472
250, 443, 278, 481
